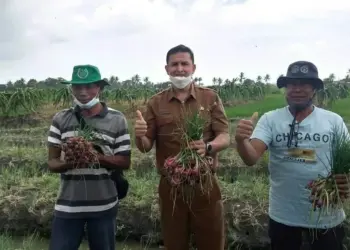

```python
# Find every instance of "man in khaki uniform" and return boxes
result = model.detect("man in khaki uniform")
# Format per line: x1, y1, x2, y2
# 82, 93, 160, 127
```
134, 44, 230, 250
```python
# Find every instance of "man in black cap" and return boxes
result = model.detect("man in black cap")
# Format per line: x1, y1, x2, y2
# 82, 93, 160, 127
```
234, 61, 349, 249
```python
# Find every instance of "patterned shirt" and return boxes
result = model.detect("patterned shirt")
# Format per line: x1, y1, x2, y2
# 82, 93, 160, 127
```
47, 102, 131, 218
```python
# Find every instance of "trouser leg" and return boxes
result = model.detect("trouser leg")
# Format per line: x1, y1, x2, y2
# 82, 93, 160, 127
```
268, 218, 303, 250
159, 177, 190, 250
306, 224, 345, 250
48, 216, 85, 250
190, 177, 225, 250
86, 214, 117, 250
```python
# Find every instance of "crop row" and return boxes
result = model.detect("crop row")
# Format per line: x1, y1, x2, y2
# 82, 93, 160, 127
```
0, 81, 348, 117
0, 83, 268, 117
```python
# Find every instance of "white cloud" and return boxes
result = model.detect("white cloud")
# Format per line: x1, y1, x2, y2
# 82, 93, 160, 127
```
191, 0, 216, 13
0, 0, 349, 85
218, 0, 350, 25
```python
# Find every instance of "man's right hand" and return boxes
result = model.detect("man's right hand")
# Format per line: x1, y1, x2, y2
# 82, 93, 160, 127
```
134, 110, 147, 138
235, 112, 258, 143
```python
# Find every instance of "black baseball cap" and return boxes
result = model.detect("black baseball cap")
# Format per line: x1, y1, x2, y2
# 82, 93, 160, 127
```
277, 61, 324, 90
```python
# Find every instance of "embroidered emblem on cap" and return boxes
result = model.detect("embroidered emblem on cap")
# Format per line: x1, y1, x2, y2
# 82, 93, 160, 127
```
291, 65, 300, 73
300, 65, 309, 74
77, 68, 89, 79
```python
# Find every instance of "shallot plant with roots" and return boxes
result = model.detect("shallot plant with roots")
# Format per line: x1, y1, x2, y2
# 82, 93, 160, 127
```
163, 107, 214, 210
62, 119, 100, 169
306, 124, 350, 220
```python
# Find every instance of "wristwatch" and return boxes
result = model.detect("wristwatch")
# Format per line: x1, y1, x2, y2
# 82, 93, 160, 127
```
206, 142, 212, 154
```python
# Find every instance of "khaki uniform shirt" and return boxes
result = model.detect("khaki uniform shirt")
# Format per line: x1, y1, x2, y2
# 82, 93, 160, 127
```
144, 83, 229, 172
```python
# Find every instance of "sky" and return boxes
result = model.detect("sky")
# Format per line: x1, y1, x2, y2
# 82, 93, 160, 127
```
1, 0, 350, 85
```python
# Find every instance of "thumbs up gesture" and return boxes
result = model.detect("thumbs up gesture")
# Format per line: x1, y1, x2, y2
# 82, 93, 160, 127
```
235, 112, 259, 143
134, 110, 147, 138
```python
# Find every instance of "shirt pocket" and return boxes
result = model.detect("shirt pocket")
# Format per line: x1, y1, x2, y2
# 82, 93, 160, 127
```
156, 114, 176, 139
156, 114, 173, 126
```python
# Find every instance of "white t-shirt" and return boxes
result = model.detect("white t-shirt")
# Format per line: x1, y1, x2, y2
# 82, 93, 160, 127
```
251, 105, 348, 229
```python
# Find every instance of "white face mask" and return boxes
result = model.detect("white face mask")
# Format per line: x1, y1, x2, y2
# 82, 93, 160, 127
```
73, 96, 100, 109
169, 75, 193, 89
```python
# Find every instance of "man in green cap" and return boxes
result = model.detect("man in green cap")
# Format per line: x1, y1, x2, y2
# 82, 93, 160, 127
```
47, 65, 131, 250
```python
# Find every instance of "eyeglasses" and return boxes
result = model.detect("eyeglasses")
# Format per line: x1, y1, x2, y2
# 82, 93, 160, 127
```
287, 118, 300, 148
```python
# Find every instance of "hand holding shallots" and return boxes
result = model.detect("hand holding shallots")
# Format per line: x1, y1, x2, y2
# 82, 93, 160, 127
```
306, 125, 350, 214
334, 174, 350, 201
162, 109, 215, 207
189, 139, 206, 157
62, 136, 99, 168
307, 174, 350, 211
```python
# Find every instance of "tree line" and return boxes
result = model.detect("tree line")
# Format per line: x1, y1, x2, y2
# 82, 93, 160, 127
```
1, 70, 348, 91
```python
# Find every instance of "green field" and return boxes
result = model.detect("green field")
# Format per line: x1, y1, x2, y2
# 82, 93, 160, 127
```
1, 87, 350, 249
225, 94, 350, 122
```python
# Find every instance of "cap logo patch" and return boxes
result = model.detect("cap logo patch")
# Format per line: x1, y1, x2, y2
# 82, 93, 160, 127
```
300, 65, 309, 74
77, 68, 89, 79
291, 65, 300, 73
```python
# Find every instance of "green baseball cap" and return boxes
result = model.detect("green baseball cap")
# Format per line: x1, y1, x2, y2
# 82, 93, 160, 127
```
60, 64, 110, 86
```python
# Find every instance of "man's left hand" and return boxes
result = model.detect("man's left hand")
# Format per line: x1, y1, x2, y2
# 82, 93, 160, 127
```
189, 140, 207, 157
335, 174, 350, 202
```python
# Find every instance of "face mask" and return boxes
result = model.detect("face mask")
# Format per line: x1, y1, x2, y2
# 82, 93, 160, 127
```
73, 96, 100, 109
169, 75, 192, 89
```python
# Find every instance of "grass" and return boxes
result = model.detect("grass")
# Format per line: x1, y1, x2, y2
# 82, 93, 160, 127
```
330, 98, 350, 122
0, 130, 270, 249
225, 94, 350, 122
0, 233, 153, 250
1, 93, 350, 249
225, 94, 286, 118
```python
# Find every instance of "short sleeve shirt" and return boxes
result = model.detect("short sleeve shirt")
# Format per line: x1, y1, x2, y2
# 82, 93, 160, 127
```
251, 106, 348, 228
47, 103, 131, 218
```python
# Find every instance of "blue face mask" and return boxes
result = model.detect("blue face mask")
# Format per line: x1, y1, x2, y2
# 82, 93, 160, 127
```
73, 96, 100, 109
